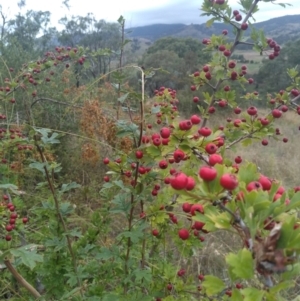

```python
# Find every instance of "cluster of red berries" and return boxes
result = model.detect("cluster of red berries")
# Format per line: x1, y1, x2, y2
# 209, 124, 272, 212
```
266, 38, 281, 60
154, 86, 177, 99
0, 128, 25, 139
1, 194, 28, 242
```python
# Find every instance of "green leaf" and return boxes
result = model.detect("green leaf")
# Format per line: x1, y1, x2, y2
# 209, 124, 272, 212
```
206, 18, 216, 27
0, 183, 19, 194
118, 92, 129, 104
151, 105, 161, 114
10, 245, 43, 270
145, 145, 161, 158
226, 249, 254, 280
29, 162, 46, 174
43, 132, 60, 144
60, 182, 81, 193
205, 211, 231, 230
102, 294, 120, 301
238, 162, 259, 185
60, 202, 75, 216
241, 138, 253, 147
241, 287, 264, 301
269, 280, 294, 294
133, 268, 152, 283
110, 193, 131, 214
202, 275, 225, 296
96, 247, 114, 260
231, 288, 244, 301
286, 191, 300, 211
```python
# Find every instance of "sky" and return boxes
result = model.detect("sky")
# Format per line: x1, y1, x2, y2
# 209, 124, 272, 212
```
1, 0, 300, 28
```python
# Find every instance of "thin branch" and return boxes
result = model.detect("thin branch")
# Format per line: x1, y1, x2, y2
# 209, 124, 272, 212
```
290, 93, 300, 107
191, 147, 209, 164
225, 130, 259, 149
31, 97, 82, 109
34, 137, 83, 297
4, 259, 41, 299
201, 0, 260, 129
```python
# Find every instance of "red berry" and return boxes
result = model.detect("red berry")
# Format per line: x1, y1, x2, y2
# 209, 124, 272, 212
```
153, 138, 161, 146
193, 221, 205, 231
190, 204, 204, 215
272, 109, 282, 118
103, 158, 109, 164
167, 283, 173, 291
276, 186, 285, 195
135, 150, 143, 159
225, 290, 232, 297
158, 160, 168, 170
208, 106, 215, 114
199, 166, 217, 181
198, 127, 212, 137
218, 45, 226, 51
241, 23, 248, 30
10, 213, 17, 219
170, 173, 188, 190
246, 181, 262, 191
258, 175, 272, 191
235, 156, 242, 164
6, 225, 13, 232
152, 229, 159, 236
234, 107, 242, 114
247, 106, 257, 116
208, 154, 223, 166
5, 235, 12, 241
178, 228, 189, 240
228, 61, 236, 69
223, 49, 231, 57
151, 189, 158, 196
205, 143, 218, 154
177, 269, 186, 277
222, 29, 228, 35
173, 149, 185, 162
182, 202, 192, 213
190, 115, 201, 125
160, 127, 171, 138
220, 174, 239, 190
179, 120, 193, 131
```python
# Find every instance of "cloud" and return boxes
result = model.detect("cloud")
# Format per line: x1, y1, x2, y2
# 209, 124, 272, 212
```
1, 0, 299, 29
124, 0, 300, 27
124, 0, 205, 27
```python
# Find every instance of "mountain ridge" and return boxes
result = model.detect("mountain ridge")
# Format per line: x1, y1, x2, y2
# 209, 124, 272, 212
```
127, 14, 300, 44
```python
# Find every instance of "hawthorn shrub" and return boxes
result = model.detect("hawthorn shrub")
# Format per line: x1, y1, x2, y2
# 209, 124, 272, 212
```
1, 0, 300, 300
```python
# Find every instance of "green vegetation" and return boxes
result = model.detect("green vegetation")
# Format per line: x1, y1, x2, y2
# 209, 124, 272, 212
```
0, 1, 300, 301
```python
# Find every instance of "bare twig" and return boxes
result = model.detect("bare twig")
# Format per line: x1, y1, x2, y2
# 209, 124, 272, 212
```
4, 259, 41, 299
31, 97, 82, 109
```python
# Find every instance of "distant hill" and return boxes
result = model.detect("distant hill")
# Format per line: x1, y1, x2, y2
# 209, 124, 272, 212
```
127, 15, 300, 45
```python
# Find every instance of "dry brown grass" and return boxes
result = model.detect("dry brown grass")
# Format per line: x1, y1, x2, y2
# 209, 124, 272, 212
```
230, 110, 299, 188
206, 109, 300, 188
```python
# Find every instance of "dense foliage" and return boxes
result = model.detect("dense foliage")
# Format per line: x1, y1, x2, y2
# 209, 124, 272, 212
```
0, 1, 300, 301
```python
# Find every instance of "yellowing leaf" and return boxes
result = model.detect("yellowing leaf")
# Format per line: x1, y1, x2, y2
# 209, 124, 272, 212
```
226, 249, 254, 280
202, 275, 225, 296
